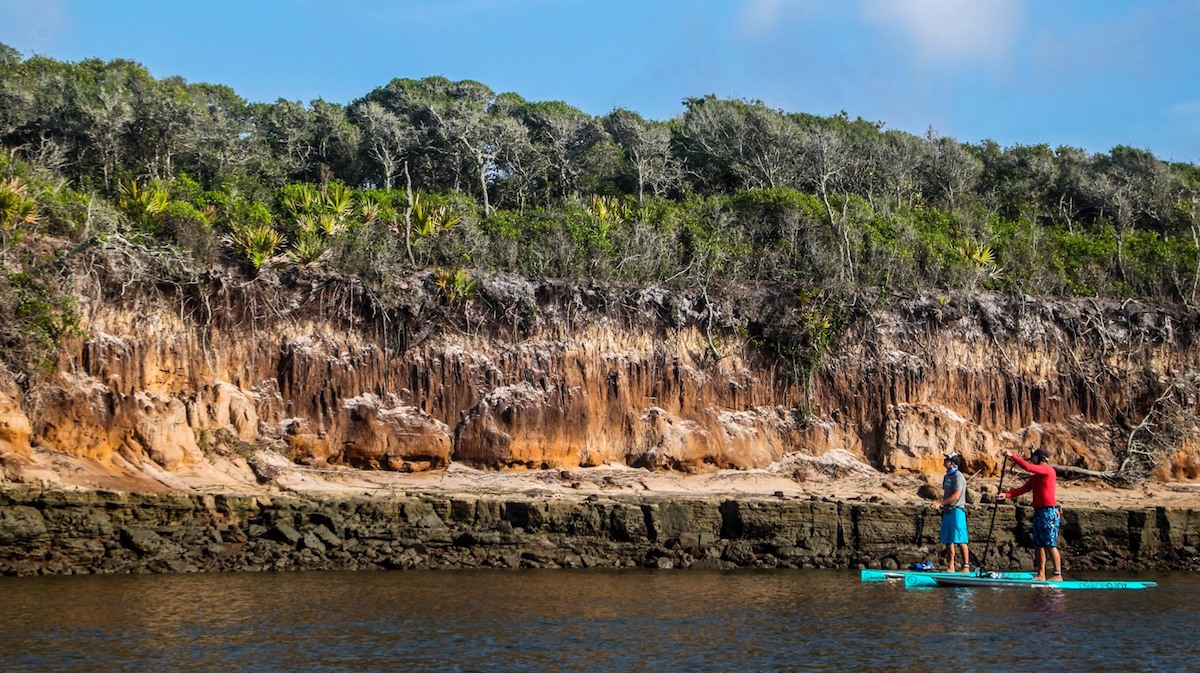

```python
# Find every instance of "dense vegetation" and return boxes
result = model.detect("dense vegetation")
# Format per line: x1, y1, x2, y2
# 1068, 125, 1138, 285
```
3, 43, 1200, 379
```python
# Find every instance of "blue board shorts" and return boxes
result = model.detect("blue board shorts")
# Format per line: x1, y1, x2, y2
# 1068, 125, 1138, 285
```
1032, 506, 1060, 548
939, 508, 968, 544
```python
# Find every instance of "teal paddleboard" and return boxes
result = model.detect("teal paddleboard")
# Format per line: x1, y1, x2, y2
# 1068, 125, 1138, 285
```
861, 568, 1034, 584
908, 573, 1157, 590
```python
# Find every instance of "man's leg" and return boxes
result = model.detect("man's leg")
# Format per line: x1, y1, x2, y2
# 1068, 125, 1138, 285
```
958, 543, 970, 572
1048, 547, 1062, 580
946, 544, 956, 571
1034, 548, 1047, 580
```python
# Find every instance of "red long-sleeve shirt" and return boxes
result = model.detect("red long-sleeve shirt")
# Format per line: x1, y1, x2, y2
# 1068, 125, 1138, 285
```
1002, 454, 1057, 508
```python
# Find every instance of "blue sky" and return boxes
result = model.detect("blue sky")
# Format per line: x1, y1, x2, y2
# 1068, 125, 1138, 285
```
3, 0, 1200, 163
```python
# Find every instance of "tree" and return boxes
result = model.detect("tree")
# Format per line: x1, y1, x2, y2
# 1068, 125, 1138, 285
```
920, 128, 980, 212
190, 83, 255, 183
875, 129, 926, 210
796, 122, 854, 280
416, 82, 530, 216
353, 101, 413, 190
603, 108, 681, 205
78, 79, 133, 189
309, 99, 360, 186
254, 99, 316, 181
677, 96, 803, 192
974, 142, 1057, 224
130, 76, 204, 181
489, 110, 543, 211
832, 114, 888, 211
500, 96, 605, 202
1050, 145, 1094, 231
355, 76, 492, 193
1101, 146, 1176, 233
0, 43, 35, 143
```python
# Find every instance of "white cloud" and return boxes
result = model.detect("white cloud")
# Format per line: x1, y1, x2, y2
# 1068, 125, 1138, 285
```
739, 0, 792, 35
0, 0, 68, 50
1168, 100, 1200, 123
351, 0, 552, 24
737, 0, 829, 37
860, 0, 1023, 65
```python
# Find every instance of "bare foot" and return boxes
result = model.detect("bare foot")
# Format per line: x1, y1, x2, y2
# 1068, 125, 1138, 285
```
1033, 575, 1046, 581
1049, 574, 1063, 582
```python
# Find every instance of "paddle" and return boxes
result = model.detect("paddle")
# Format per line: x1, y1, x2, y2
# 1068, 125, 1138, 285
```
976, 454, 1008, 576
915, 505, 926, 546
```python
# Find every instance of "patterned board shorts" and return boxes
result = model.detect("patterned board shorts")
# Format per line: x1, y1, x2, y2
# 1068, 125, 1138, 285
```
1032, 506, 1060, 548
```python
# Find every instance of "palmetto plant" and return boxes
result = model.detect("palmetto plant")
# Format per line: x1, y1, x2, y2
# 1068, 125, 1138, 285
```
0, 177, 40, 248
224, 223, 285, 270
587, 195, 631, 225
323, 183, 354, 220
412, 193, 460, 239
360, 198, 380, 226
287, 230, 329, 267
316, 213, 343, 238
434, 267, 477, 304
287, 210, 344, 269
959, 241, 1004, 285
282, 184, 322, 218
582, 195, 632, 249
960, 242, 996, 268
118, 180, 168, 230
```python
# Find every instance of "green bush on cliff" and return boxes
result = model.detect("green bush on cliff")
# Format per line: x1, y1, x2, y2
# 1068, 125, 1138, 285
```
1, 271, 80, 374
1046, 226, 1119, 296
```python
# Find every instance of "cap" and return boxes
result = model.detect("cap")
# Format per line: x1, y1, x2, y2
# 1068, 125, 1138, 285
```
943, 452, 962, 467
1031, 448, 1050, 460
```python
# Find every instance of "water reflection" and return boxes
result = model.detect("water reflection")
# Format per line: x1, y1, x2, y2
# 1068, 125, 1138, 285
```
0, 570, 1194, 672
1025, 588, 1068, 615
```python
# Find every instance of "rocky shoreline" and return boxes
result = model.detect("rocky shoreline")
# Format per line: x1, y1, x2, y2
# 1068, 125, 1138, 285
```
1, 487, 1196, 576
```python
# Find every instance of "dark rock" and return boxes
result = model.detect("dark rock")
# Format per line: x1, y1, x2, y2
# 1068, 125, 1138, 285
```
0, 506, 47, 543
119, 527, 163, 556
722, 540, 757, 566
268, 523, 303, 546
312, 524, 342, 548
300, 532, 326, 553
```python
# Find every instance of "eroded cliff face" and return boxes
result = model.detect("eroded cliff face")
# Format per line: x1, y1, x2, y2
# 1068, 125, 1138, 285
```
0, 272, 1198, 485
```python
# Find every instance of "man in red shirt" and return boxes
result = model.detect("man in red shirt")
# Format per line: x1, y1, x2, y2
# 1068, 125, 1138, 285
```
996, 447, 1062, 580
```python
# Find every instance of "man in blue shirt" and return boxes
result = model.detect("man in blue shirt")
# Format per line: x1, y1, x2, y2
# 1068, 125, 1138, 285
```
930, 452, 970, 572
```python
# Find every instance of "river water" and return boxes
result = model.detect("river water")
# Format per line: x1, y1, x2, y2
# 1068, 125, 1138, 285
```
0, 569, 1195, 672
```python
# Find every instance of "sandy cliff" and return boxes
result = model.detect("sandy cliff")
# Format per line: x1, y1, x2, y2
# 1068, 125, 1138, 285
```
1, 272, 1198, 495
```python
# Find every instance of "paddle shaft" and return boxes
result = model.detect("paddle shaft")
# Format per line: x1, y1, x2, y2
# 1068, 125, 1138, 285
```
978, 455, 1008, 574
915, 506, 926, 545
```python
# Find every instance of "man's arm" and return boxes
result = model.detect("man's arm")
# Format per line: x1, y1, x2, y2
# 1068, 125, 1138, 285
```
933, 472, 966, 508
1002, 479, 1033, 500
936, 488, 962, 508
1010, 452, 1055, 476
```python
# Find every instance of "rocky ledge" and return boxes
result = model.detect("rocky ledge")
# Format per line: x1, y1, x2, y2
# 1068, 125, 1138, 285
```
1, 488, 1196, 576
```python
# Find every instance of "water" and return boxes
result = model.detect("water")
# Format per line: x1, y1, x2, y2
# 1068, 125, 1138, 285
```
0, 569, 1195, 672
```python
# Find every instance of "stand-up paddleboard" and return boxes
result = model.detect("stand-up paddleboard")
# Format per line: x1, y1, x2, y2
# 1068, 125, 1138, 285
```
861, 568, 1034, 584
906, 573, 1157, 590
